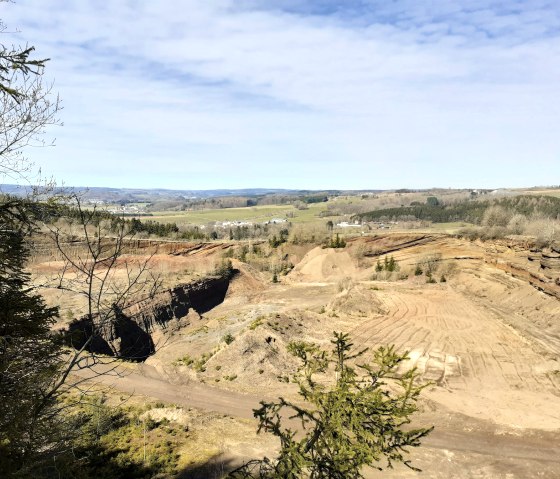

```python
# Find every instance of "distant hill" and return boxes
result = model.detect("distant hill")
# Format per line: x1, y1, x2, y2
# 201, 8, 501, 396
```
0, 184, 384, 204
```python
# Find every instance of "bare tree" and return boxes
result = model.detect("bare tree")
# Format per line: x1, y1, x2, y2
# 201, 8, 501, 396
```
0, 8, 61, 182
1, 8, 159, 474
43, 194, 162, 366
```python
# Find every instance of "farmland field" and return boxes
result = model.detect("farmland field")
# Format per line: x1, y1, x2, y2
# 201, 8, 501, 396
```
143, 202, 330, 226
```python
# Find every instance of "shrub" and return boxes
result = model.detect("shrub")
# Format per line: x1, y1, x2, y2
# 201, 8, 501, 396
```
249, 317, 264, 330
214, 259, 234, 278
482, 205, 512, 228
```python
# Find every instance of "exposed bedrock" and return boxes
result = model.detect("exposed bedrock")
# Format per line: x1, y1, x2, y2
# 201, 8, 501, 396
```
527, 243, 560, 281
66, 276, 231, 361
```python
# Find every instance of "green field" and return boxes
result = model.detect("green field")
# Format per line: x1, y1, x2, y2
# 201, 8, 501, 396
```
142, 202, 330, 226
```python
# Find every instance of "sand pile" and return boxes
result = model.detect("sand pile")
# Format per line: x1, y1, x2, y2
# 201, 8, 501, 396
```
288, 247, 364, 283
328, 283, 387, 317
203, 327, 300, 390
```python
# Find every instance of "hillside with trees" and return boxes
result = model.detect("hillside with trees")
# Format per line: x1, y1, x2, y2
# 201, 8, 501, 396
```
354, 195, 560, 224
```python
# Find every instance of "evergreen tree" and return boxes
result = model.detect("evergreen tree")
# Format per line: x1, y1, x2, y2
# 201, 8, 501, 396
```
229, 333, 432, 478
0, 202, 64, 475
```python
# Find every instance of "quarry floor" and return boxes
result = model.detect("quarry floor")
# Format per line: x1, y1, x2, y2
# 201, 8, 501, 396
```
50, 233, 560, 478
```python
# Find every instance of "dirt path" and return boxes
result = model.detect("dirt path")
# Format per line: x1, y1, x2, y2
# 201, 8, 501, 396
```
72, 362, 560, 478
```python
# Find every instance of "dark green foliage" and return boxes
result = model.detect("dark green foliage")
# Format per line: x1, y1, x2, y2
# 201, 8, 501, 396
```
229, 333, 432, 479
355, 195, 560, 224
326, 233, 346, 249
0, 201, 64, 475
300, 195, 328, 204
426, 196, 439, 206
129, 218, 178, 236
68, 398, 183, 479
375, 256, 398, 273
414, 264, 423, 276
272, 272, 279, 283
222, 333, 235, 345
37, 202, 207, 240
440, 275, 447, 283
0, 45, 48, 98
269, 229, 289, 248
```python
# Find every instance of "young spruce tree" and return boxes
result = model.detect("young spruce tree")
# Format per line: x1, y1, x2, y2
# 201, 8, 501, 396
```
229, 332, 432, 479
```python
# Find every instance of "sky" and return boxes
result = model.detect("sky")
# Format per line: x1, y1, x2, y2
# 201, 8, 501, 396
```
2, 0, 560, 190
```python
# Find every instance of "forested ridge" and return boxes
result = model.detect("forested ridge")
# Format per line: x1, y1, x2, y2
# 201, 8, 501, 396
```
354, 195, 560, 224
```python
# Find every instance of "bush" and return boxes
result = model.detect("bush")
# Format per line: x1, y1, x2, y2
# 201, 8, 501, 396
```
507, 214, 528, 234
222, 333, 235, 345
214, 259, 234, 278
249, 317, 264, 330
482, 205, 512, 228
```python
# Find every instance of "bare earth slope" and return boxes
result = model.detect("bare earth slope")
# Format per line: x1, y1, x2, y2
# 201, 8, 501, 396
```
61, 234, 560, 478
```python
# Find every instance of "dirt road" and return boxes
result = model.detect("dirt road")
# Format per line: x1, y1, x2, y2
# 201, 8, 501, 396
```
73, 362, 560, 478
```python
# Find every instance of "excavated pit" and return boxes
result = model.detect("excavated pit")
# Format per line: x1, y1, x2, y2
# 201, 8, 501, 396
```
66, 275, 232, 361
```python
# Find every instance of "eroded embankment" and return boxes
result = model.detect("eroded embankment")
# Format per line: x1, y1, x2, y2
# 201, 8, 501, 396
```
66, 275, 231, 360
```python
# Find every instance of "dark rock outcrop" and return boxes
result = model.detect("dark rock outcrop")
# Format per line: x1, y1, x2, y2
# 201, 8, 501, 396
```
66, 276, 230, 361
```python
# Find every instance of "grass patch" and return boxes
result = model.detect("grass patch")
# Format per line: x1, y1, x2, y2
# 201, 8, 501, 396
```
249, 317, 265, 330
141, 203, 329, 226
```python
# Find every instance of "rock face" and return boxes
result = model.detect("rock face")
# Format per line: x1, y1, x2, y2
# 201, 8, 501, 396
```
538, 244, 560, 281
67, 276, 230, 361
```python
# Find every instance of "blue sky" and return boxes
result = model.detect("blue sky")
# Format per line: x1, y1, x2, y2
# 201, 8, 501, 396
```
2, 0, 560, 190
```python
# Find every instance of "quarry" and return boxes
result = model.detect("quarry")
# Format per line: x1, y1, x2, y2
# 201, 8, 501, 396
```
29, 230, 560, 478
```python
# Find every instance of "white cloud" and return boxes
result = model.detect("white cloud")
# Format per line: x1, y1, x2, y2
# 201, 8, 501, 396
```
2, 0, 560, 189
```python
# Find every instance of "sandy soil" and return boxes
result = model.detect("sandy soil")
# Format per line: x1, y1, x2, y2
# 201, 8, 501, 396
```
41, 233, 560, 478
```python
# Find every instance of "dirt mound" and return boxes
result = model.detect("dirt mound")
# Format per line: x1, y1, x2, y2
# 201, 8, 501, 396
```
288, 247, 366, 283
203, 327, 300, 390
328, 283, 387, 317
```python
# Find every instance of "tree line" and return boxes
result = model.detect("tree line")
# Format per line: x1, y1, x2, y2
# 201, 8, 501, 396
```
354, 195, 560, 224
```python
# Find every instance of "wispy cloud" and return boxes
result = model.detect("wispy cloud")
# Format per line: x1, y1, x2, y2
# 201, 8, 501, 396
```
2, 0, 560, 189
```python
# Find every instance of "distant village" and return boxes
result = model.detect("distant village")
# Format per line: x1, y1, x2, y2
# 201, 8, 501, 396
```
88, 199, 399, 231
